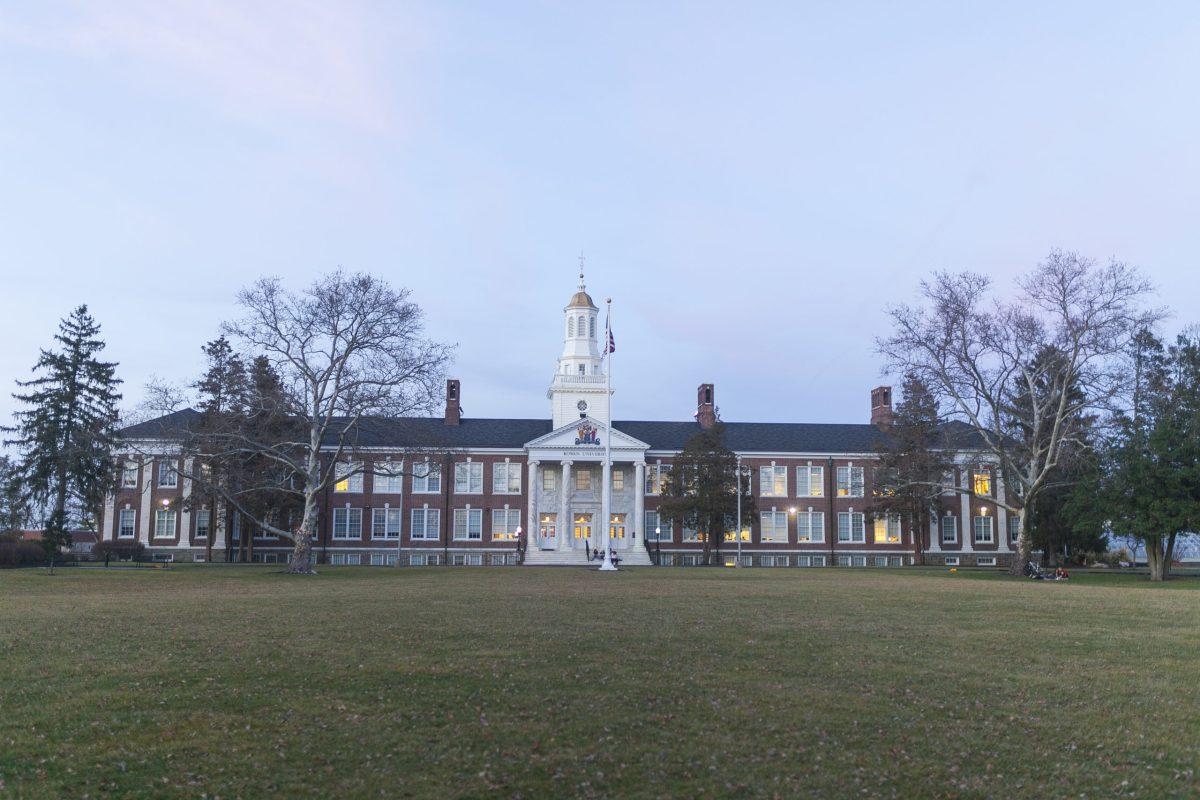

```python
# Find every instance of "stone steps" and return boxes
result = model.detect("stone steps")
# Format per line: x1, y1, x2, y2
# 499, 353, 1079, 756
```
522, 546, 654, 567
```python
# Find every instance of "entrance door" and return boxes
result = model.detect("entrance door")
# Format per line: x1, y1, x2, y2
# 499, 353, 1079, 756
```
539, 514, 557, 550
609, 514, 627, 549
573, 514, 593, 549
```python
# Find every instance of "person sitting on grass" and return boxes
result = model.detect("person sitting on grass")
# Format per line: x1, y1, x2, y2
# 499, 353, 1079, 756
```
1054, 566, 1070, 580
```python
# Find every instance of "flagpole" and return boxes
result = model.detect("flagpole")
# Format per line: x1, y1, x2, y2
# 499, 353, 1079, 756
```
599, 297, 617, 572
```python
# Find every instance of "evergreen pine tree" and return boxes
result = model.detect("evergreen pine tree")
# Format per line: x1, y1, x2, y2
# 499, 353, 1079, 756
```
0, 456, 32, 535
4, 306, 122, 570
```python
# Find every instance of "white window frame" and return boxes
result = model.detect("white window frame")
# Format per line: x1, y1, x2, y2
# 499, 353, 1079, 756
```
941, 515, 958, 544
645, 510, 669, 541
118, 508, 136, 539
759, 465, 787, 497
412, 461, 441, 493
977, 556, 997, 566
873, 514, 902, 544
154, 508, 176, 539
1008, 515, 1021, 543
454, 462, 483, 494
121, 461, 139, 488
374, 461, 404, 494
491, 508, 520, 541
157, 461, 177, 488
836, 466, 865, 498
759, 510, 789, 543
195, 508, 210, 539
645, 463, 671, 495
334, 462, 364, 493
410, 507, 440, 540
796, 465, 824, 498
973, 515, 994, 544
795, 509, 825, 543
575, 468, 593, 491
492, 461, 522, 494
453, 507, 483, 541
612, 469, 624, 492
542, 469, 556, 492
945, 556, 960, 566
371, 507, 402, 539
332, 507, 363, 540
837, 511, 866, 543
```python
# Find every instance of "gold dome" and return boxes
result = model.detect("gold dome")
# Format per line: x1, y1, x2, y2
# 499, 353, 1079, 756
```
568, 290, 597, 309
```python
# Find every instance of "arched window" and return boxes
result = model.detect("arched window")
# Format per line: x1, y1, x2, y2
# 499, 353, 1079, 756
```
589, 317, 596, 338
568, 317, 575, 337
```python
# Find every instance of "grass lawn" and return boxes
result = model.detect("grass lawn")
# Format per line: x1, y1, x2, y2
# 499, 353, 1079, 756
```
1, 566, 1198, 799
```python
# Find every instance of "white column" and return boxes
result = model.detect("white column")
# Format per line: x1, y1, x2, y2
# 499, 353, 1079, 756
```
960, 486, 973, 553
103, 493, 116, 541
634, 461, 646, 550
213, 499, 227, 552
601, 460, 611, 556
180, 457, 193, 549
927, 516, 941, 553
996, 475, 1010, 553
138, 458, 153, 545
527, 460, 539, 548
559, 460, 572, 551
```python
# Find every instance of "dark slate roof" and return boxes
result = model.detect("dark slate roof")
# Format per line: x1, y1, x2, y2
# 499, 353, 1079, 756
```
121, 410, 984, 453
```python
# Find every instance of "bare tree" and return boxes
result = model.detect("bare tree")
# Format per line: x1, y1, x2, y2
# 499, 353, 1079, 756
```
878, 250, 1161, 574
170, 271, 457, 573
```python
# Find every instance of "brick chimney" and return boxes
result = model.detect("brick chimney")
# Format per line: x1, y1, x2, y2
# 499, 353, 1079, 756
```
444, 379, 462, 426
871, 385, 893, 428
697, 383, 717, 430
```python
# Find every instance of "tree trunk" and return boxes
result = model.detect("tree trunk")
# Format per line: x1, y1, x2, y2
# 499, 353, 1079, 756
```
1009, 511, 1032, 576
288, 495, 319, 574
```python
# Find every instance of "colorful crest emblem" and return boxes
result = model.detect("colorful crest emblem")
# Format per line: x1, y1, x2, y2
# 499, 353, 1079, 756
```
574, 423, 600, 446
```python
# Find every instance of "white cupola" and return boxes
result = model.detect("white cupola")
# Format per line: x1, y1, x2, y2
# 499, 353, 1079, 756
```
547, 267, 610, 427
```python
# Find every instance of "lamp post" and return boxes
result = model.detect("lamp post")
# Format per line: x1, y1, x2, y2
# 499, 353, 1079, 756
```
655, 524, 661, 566
514, 525, 523, 564
735, 455, 743, 568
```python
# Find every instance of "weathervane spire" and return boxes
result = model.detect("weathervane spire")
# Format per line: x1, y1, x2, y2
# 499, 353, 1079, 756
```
578, 250, 586, 291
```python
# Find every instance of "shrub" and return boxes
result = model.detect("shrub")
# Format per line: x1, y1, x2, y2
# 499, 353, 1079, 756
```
93, 541, 146, 563
0, 540, 49, 568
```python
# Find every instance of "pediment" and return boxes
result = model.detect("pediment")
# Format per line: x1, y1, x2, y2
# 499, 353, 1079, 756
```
524, 417, 649, 453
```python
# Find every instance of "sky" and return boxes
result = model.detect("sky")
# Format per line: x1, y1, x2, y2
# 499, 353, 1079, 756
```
2, 1, 1199, 428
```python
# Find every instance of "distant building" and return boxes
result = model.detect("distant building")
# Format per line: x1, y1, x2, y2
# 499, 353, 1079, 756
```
16, 529, 98, 555
100, 273, 1013, 568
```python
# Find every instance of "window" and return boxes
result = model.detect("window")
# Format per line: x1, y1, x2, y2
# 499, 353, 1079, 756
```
453, 508, 483, 540
682, 525, 704, 542
724, 522, 750, 542
836, 466, 865, 497
493, 462, 521, 494
454, 462, 483, 494
539, 514, 557, 541
759, 465, 787, 497
945, 556, 960, 566
973, 515, 994, 544
410, 508, 440, 540
331, 552, 362, 566
542, 470, 556, 492
760, 510, 789, 543
372, 507, 402, 539
612, 469, 624, 491
837, 511, 866, 542
412, 462, 441, 493
609, 513, 625, 540
941, 516, 958, 544
157, 461, 177, 488
568, 317, 575, 337
942, 471, 957, 495
645, 464, 671, 494
795, 510, 825, 543
121, 461, 139, 488
852, 555, 867, 567
575, 468, 593, 491
154, 509, 176, 539
646, 511, 669, 541
1008, 516, 1021, 543
195, 508, 210, 539
374, 462, 404, 493
589, 317, 596, 338
874, 556, 888, 567
977, 556, 997, 566
973, 469, 992, 496
796, 556, 811, 567
334, 462, 363, 493
492, 508, 520, 541
370, 552, 399, 567
118, 508, 136, 539
332, 507, 363, 539
873, 515, 902, 544
797, 465, 824, 497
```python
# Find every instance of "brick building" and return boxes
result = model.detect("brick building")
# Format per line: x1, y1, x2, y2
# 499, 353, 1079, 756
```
101, 273, 1016, 568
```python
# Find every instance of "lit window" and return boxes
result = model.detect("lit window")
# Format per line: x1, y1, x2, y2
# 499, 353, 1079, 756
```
157, 461, 177, 488
973, 515, 994, 544
412, 462, 441, 493
724, 522, 750, 542
609, 513, 625, 540
539, 513, 557, 541
797, 466, 824, 497
154, 509, 176, 539
371, 508, 401, 539
118, 508, 136, 538
492, 508, 520, 541
873, 515, 902, 544
837, 511, 866, 542
454, 462, 483, 494
973, 469, 992, 496
836, 466, 865, 497
410, 507, 440, 540
941, 516, 958, 543
645, 464, 671, 495
493, 462, 522, 494
682, 525, 704, 542
121, 461, 139, 488
332, 507, 363, 539
374, 462, 404, 494
542, 469, 556, 492
760, 511, 789, 542
575, 469, 593, 491
796, 510, 824, 543
759, 466, 787, 497
334, 463, 363, 493
453, 508, 483, 540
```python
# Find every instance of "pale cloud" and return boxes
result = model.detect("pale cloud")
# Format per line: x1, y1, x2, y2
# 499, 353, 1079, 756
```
0, 0, 422, 133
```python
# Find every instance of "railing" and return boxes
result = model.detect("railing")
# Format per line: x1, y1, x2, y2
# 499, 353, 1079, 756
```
549, 373, 608, 386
